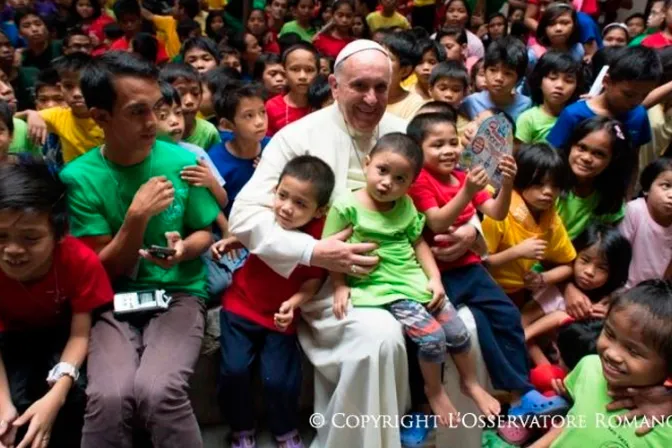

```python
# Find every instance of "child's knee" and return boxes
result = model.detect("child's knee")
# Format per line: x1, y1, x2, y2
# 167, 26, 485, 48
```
443, 318, 472, 354
416, 332, 447, 363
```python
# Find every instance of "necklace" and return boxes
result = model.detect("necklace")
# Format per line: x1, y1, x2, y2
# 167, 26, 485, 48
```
341, 109, 380, 171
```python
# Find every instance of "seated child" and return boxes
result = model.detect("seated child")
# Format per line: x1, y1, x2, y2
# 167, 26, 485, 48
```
483, 143, 577, 305
32, 70, 66, 166
216, 155, 333, 448
515, 51, 581, 144
407, 113, 564, 418
307, 74, 333, 110
522, 224, 632, 365
159, 63, 221, 150
428, 61, 470, 136
532, 280, 672, 447
323, 133, 499, 425
382, 31, 427, 120
0, 160, 113, 448
461, 36, 532, 122
619, 158, 672, 288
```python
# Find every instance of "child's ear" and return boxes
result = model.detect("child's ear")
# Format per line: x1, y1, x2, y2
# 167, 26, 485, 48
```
314, 204, 329, 219
219, 117, 235, 131
364, 154, 372, 167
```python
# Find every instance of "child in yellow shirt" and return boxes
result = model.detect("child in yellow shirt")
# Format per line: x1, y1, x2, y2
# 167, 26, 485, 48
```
483, 143, 576, 305
140, 0, 201, 58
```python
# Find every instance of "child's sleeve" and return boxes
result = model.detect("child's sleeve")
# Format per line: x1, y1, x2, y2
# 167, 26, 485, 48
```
617, 200, 638, 243
515, 109, 533, 143
547, 218, 577, 264
404, 197, 426, 243
546, 109, 579, 149
407, 172, 439, 212
482, 216, 504, 254
322, 196, 352, 238
70, 242, 114, 313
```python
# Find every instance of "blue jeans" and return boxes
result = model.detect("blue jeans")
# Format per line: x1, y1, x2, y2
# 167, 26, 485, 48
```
202, 248, 249, 298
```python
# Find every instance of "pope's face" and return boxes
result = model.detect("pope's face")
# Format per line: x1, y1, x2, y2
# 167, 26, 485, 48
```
329, 50, 391, 133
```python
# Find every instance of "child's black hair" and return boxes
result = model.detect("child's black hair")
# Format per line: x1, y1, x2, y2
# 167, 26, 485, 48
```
536, 3, 580, 48
587, 46, 620, 86
253, 53, 283, 80
277, 32, 304, 55
177, 18, 201, 42
0, 159, 67, 239
281, 42, 319, 68
470, 57, 483, 87
416, 101, 458, 119
369, 132, 424, 180
214, 82, 263, 122
33, 68, 60, 99
204, 66, 242, 100
71, 0, 102, 21
279, 155, 335, 208
218, 43, 240, 60
205, 9, 226, 43
528, 50, 583, 106
557, 319, 604, 370
382, 31, 419, 68
435, 25, 467, 46
0, 100, 13, 134
332, 0, 355, 14
158, 80, 182, 108
178, 0, 201, 19
159, 62, 200, 86
131, 33, 158, 64
487, 12, 508, 39
52, 52, 92, 77
103, 22, 124, 41
513, 143, 568, 192
112, 0, 141, 22
414, 37, 447, 65
625, 12, 646, 27
484, 35, 528, 80
181, 36, 221, 64
429, 60, 469, 90
81, 51, 158, 112
572, 223, 632, 301
640, 157, 672, 194
608, 279, 672, 375
407, 112, 457, 146
14, 8, 44, 28
608, 45, 663, 83
560, 116, 633, 215
63, 26, 90, 48
308, 74, 331, 109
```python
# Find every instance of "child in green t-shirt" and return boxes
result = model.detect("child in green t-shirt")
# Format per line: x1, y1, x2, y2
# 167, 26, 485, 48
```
159, 63, 222, 150
279, 0, 316, 42
533, 280, 672, 447
322, 133, 495, 428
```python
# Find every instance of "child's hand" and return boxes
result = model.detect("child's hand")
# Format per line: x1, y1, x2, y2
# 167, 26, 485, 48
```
524, 271, 545, 292
497, 155, 517, 188
0, 403, 18, 448
465, 166, 489, 196
515, 237, 547, 260
26, 110, 48, 146
551, 377, 568, 398
180, 160, 217, 190
12, 389, 62, 448
274, 300, 295, 331
211, 235, 243, 260
333, 286, 350, 320
426, 277, 446, 313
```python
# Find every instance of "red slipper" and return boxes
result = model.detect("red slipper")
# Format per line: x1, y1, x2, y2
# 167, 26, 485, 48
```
497, 422, 535, 446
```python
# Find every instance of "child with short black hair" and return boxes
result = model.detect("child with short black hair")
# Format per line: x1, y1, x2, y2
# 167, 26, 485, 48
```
411, 37, 446, 100
547, 46, 662, 151
516, 51, 582, 144
428, 61, 471, 137
382, 31, 426, 119
202, 66, 243, 125
279, 0, 317, 42
307, 74, 333, 109
625, 12, 646, 42
21, 53, 104, 165
253, 53, 286, 99
216, 155, 334, 448
62, 27, 93, 55
15, 9, 62, 72
33, 69, 65, 111
461, 36, 532, 121
528, 3, 584, 68
417, 100, 458, 118
209, 83, 271, 217
219, 44, 243, 73
535, 280, 672, 447
159, 62, 221, 150
0, 160, 113, 448
435, 26, 478, 71
181, 36, 220, 74
266, 43, 318, 135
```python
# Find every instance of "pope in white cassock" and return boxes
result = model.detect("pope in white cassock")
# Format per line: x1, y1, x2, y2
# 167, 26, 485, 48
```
229, 40, 485, 448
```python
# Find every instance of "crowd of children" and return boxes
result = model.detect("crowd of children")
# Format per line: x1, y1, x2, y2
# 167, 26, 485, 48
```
0, 0, 671, 447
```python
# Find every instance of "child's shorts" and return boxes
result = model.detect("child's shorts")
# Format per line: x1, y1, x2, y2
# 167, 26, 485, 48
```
533, 284, 566, 315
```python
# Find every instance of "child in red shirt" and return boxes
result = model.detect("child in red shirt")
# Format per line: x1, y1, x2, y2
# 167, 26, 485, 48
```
0, 161, 113, 448
213, 155, 334, 448
313, 0, 355, 59
265, 43, 318, 136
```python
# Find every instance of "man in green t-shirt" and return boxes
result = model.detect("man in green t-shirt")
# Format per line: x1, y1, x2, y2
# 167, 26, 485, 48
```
60, 52, 218, 447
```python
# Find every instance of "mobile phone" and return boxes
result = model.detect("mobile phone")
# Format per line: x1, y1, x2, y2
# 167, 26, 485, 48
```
148, 245, 176, 259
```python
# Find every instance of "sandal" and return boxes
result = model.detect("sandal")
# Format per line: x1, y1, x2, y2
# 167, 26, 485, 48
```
231, 430, 256, 448
482, 429, 519, 448
497, 422, 535, 446
275, 429, 304, 448
508, 390, 569, 418
400, 412, 436, 447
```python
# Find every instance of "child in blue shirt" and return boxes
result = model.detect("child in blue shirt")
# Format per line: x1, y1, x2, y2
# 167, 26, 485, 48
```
461, 36, 532, 122
547, 46, 662, 151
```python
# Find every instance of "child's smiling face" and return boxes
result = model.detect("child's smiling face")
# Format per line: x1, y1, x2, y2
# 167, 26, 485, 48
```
0, 210, 56, 282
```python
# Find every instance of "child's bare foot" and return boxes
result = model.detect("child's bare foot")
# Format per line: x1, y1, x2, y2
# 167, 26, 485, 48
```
461, 381, 501, 418
424, 386, 460, 427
